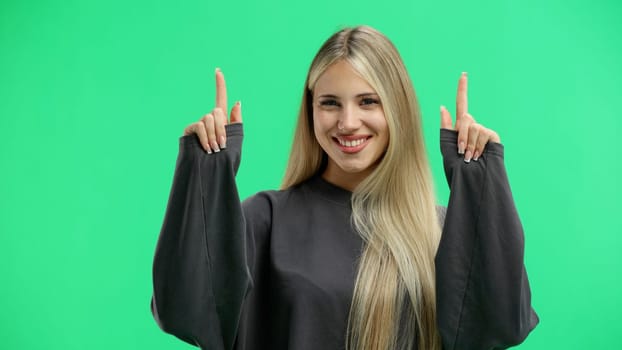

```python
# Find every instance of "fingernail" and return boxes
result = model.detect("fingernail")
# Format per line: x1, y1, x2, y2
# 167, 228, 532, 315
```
206, 145, 213, 154
215, 67, 221, 73
473, 151, 480, 161
238, 100, 242, 108
458, 141, 466, 154
440, 105, 445, 112
211, 141, 220, 152
462, 71, 468, 76
464, 150, 472, 163
219, 135, 226, 149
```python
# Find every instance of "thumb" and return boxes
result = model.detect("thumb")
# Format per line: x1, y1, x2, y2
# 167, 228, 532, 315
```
230, 101, 242, 124
440, 105, 453, 129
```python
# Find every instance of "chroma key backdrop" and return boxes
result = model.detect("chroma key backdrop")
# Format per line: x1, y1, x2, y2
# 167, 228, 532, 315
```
1, 0, 620, 349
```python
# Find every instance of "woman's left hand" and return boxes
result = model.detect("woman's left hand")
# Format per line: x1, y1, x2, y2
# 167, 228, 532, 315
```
440, 72, 501, 162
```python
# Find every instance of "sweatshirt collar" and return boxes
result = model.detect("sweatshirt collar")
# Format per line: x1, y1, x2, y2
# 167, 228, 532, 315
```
305, 174, 352, 207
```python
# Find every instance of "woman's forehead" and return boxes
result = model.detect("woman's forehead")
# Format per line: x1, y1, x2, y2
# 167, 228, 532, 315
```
314, 61, 377, 98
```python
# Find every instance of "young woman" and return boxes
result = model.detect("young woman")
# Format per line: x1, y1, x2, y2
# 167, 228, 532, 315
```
151, 25, 538, 350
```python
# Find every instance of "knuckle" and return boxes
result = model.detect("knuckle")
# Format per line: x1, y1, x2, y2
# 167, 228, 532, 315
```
183, 124, 193, 135
189, 122, 201, 133
217, 125, 226, 136
213, 108, 226, 122
203, 117, 215, 129
467, 138, 477, 147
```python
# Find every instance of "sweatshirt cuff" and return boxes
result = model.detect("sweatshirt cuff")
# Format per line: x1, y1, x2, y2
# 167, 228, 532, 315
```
440, 128, 504, 159
179, 123, 244, 149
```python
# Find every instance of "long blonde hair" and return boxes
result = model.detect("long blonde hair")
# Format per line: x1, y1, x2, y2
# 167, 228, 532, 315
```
282, 25, 442, 350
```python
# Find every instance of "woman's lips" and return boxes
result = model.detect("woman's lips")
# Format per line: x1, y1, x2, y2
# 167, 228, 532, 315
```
333, 136, 371, 154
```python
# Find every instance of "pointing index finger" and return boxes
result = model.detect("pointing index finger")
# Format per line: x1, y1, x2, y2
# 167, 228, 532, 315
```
215, 67, 228, 113
456, 72, 468, 125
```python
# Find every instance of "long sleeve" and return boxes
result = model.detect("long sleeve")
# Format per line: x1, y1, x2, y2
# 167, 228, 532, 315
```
435, 129, 539, 350
151, 123, 251, 350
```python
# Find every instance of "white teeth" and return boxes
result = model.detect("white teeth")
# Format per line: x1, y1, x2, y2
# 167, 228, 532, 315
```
338, 138, 366, 147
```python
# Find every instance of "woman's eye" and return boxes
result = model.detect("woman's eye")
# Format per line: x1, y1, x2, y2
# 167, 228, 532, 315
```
361, 98, 379, 106
319, 100, 339, 107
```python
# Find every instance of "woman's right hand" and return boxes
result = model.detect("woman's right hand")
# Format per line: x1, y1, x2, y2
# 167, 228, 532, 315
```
183, 68, 242, 154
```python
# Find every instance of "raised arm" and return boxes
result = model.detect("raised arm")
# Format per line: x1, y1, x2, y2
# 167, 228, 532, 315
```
436, 73, 538, 350
151, 69, 249, 350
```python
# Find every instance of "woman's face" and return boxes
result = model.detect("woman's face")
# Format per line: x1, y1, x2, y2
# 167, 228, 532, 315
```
312, 60, 389, 190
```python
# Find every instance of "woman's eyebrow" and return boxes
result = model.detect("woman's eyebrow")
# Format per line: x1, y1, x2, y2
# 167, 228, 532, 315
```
318, 92, 378, 98
317, 94, 339, 99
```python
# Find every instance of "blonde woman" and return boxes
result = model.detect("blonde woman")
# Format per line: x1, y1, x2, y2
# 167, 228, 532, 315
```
151, 25, 538, 350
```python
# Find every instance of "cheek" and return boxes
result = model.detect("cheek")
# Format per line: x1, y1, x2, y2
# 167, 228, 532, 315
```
371, 112, 390, 150
368, 111, 388, 135
312, 111, 332, 135
312, 114, 321, 138
312, 113, 328, 148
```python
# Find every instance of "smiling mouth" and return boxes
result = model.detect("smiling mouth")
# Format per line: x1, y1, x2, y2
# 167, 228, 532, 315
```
332, 136, 372, 153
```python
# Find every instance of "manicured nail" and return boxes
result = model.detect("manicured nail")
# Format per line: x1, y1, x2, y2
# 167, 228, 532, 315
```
458, 141, 466, 154
464, 150, 472, 163
473, 151, 480, 161
440, 105, 445, 112
206, 145, 213, 154
462, 71, 468, 76
219, 135, 226, 149
215, 67, 221, 73
211, 141, 220, 152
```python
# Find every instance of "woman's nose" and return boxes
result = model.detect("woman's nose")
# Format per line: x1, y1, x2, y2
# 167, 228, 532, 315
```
338, 105, 362, 131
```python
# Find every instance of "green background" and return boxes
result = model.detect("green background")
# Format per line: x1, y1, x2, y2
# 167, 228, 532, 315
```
1, 0, 620, 348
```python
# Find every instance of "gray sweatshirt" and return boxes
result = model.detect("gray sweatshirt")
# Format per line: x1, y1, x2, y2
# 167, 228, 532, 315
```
151, 124, 538, 350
